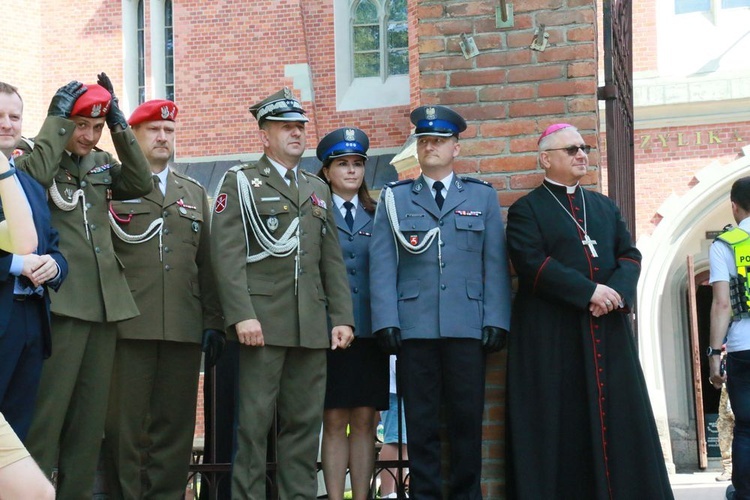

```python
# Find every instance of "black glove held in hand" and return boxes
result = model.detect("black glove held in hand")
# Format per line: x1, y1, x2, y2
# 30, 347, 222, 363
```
97, 72, 128, 130
482, 326, 508, 353
374, 327, 402, 355
48, 81, 87, 118
201, 329, 226, 368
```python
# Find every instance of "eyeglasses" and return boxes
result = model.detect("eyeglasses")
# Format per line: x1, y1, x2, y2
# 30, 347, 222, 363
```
544, 145, 592, 156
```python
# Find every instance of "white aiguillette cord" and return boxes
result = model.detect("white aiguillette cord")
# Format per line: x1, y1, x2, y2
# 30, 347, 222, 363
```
542, 183, 598, 258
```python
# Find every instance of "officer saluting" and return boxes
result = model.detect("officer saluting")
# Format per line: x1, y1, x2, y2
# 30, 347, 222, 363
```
210, 88, 354, 499
369, 105, 512, 499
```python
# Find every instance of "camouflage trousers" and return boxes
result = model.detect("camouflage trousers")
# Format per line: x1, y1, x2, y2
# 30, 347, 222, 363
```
718, 384, 735, 473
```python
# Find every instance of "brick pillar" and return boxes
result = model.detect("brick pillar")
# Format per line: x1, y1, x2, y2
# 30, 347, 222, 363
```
409, 1, 601, 497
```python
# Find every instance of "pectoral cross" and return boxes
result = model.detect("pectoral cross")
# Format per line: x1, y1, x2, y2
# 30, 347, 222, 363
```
582, 233, 598, 258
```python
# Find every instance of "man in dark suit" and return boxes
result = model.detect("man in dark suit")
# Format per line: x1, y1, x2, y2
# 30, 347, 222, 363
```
370, 105, 512, 499
0, 82, 67, 441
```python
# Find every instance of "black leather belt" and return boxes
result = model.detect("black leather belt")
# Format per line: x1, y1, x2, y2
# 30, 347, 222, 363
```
13, 294, 42, 302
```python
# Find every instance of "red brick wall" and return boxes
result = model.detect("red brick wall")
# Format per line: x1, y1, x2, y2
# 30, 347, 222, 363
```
413, 1, 600, 495
601, 122, 750, 238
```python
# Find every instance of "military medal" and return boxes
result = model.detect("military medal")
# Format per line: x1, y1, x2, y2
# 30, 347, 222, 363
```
267, 216, 279, 232
313, 207, 322, 217
192, 221, 200, 233
179, 207, 187, 215
252, 178, 262, 187
177, 199, 197, 210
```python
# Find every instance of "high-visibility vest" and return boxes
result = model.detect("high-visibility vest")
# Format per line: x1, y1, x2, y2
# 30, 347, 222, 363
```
716, 226, 750, 318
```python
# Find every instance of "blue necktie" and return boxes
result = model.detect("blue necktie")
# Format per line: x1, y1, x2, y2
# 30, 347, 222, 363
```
433, 181, 445, 210
343, 201, 354, 231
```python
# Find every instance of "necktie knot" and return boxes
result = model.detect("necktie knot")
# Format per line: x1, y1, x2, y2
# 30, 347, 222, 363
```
343, 201, 355, 231
433, 181, 445, 209
284, 169, 298, 200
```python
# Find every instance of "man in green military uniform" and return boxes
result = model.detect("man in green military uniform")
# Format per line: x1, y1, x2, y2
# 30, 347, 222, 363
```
103, 100, 224, 498
211, 87, 355, 499
15, 74, 152, 497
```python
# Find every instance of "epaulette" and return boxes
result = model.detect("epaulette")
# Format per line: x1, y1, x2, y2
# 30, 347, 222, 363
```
20, 137, 35, 149
172, 169, 203, 188
229, 162, 254, 173
300, 170, 326, 186
460, 176, 492, 187
386, 178, 415, 188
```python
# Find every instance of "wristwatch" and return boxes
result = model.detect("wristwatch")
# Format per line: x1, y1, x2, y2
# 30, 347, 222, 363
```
706, 346, 722, 357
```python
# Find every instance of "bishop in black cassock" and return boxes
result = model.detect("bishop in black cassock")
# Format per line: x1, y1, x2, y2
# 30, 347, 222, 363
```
505, 124, 673, 499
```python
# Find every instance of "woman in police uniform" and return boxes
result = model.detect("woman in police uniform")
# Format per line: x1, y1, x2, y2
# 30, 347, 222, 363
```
316, 128, 388, 500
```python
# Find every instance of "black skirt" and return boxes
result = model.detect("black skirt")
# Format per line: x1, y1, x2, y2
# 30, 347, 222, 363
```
324, 338, 389, 410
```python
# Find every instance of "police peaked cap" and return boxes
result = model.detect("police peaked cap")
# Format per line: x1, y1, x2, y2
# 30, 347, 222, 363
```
410, 105, 467, 138
249, 87, 309, 126
316, 127, 370, 162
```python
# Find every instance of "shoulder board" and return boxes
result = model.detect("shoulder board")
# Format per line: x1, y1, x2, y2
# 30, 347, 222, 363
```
20, 137, 35, 149
229, 162, 255, 173
387, 179, 415, 188
171, 169, 203, 187
460, 176, 492, 187
300, 170, 326, 185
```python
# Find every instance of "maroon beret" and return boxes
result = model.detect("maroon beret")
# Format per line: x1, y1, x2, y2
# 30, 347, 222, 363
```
128, 99, 179, 126
71, 84, 111, 118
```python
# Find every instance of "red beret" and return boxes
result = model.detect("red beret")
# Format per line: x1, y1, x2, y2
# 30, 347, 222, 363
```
71, 84, 111, 118
128, 100, 179, 126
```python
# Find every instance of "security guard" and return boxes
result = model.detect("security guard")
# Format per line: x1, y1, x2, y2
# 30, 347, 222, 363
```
103, 100, 224, 498
210, 88, 354, 499
14, 75, 152, 497
369, 105, 512, 499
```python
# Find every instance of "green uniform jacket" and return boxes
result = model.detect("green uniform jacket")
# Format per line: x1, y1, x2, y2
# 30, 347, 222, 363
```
15, 116, 152, 322
211, 155, 354, 349
110, 169, 223, 342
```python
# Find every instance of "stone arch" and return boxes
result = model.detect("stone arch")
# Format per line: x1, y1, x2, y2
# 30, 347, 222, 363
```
637, 145, 750, 467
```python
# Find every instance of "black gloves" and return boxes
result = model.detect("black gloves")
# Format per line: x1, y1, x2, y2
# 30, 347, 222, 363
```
374, 327, 401, 355
97, 72, 128, 130
482, 326, 508, 353
48, 81, 87, 118
202, 329, 226, 368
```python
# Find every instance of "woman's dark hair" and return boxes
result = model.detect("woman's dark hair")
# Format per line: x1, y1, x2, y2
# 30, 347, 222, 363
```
316, 158, 377, 213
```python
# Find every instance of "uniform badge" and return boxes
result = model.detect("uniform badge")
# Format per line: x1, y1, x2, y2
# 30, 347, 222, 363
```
426, 107, 437, 120
161, 106, 171, 119
215, 193, 228, 213
283, 87, 294, 99
251, 178, 262, 188
106, 188, 113, 201
11, 148, 23, 159
192, 221, 200, 233
179, 207, 187, 215
263, 167, 271, 175
91, 104, 102, 117
267, 216, 279, 232
345, 129, 356, 142
322, 225, 327, 235
283, 205, 289, 211
312, 207, 322, 217
410, 235, 419, 245
414, 182, 423, 192
64, 187, 74, 200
